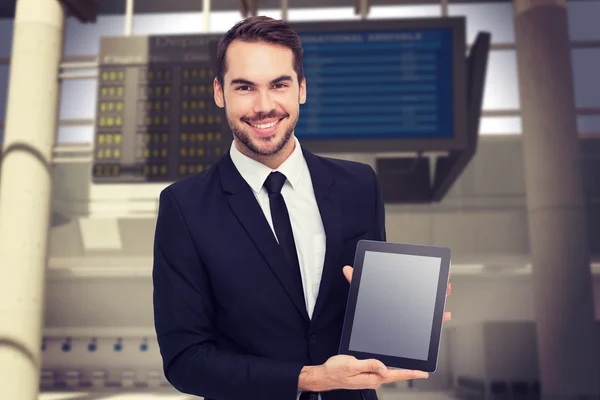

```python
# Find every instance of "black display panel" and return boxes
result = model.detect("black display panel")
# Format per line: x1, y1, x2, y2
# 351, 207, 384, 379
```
289, 17, 467, 153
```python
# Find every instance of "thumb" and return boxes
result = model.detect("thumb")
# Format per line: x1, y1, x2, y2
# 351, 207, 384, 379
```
342, 266, 353, 283
361, 358, 388, 377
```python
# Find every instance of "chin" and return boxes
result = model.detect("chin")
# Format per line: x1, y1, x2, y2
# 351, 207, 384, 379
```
252, 137, 286, 156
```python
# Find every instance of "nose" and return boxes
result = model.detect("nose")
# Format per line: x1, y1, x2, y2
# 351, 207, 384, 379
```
253, 89, 275, 114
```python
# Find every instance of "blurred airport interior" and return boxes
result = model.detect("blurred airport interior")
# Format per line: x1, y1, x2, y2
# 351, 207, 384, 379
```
0, 0, 600, 399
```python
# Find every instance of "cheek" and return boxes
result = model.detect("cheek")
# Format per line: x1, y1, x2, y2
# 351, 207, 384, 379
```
225, 97, 252, 117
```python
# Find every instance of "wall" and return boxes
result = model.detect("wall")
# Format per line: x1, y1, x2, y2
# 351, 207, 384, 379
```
1, 0, 600, 393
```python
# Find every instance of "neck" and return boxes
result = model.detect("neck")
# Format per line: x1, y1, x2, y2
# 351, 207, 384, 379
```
235, 136, 296, 170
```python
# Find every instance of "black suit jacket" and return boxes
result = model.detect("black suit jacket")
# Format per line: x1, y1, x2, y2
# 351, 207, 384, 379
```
152, 144, 387, 400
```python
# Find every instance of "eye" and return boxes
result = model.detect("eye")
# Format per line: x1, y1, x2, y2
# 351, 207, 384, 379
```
274, 83, 288, 89
236, 86, 251, 92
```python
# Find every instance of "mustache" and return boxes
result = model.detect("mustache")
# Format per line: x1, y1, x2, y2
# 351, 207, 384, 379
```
242, 111, 288, 122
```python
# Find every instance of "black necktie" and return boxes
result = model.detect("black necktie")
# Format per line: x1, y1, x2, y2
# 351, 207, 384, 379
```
264, 172, 318, 400
263, 172, 302, 273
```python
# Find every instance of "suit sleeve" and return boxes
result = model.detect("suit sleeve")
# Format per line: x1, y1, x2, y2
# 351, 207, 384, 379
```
369, 166, 387, 242
152, 188, 305, 400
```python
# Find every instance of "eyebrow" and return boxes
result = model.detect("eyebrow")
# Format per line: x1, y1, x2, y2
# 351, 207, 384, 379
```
229, 75, 293, 86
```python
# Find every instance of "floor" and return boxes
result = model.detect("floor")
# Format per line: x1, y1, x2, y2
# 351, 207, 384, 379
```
38, 388, 459, 400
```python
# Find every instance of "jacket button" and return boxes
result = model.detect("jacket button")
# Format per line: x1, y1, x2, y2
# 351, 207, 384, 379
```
309, 334, 316, 344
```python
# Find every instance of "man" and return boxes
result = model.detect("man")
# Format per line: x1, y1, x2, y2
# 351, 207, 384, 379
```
152, 15, 451, 400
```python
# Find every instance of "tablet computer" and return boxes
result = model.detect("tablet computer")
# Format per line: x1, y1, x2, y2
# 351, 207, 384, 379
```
338, 240, 451, 373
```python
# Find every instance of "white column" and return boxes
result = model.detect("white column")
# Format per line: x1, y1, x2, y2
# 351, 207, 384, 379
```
514, 0, 600, 398
0, 0, 65, 398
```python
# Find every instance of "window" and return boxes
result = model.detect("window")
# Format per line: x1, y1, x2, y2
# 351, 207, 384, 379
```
0, 19, 13, 58
567, 1, 600, 41
287, 7, 360, 22
479, 116, 522, 135
572, 48, 600, 108
448, 2, 516, 44
133, 12, 204, 35
58, 79, 98, 121
56, 125, 95, 144
577, 115, 600, 135
63, 15, 126, 57
0, 65, 9, 122
210, 10, 282, 33
369, 4, 441, 19
482, 50, 520, 110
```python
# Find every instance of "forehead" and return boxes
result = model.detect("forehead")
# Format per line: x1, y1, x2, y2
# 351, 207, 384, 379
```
225, 40, 296, 83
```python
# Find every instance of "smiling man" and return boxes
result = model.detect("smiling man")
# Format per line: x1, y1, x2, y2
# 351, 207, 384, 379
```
152, 16, 448, 400
213, 23, 305, 169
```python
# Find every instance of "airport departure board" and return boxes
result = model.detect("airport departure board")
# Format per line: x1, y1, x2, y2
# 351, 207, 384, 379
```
296, 29, 453, 139
93, 35, 230, 183
289, 17, 467, 153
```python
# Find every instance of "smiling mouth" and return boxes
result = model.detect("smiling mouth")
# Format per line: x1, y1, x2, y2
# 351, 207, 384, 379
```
245, 118, 284, 129
247, 119, 281, 129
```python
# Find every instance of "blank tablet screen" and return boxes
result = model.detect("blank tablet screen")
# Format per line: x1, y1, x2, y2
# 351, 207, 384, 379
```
348, 250, 442, 361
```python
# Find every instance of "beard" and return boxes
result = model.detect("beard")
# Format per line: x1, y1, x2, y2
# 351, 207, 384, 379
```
225, 103, 299, 157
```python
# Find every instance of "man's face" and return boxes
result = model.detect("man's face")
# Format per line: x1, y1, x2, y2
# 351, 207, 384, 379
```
213, 40, 306, 157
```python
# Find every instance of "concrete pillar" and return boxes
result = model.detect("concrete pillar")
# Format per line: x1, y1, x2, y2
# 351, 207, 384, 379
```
0, 0, 64, 398
513, 0, 600, 399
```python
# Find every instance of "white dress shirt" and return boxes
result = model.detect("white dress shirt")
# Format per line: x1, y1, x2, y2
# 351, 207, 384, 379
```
229, 137, 326, 400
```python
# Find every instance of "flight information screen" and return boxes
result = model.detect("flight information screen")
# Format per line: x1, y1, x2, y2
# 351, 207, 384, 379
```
93, 35, 230, 184
296, 28, 453, 141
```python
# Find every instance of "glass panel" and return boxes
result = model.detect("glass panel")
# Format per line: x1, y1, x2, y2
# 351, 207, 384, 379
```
209, 11, 244, 34
63, 15, 126, 57
479, 116, 522, 135
369, 4, 441, 19
482, 50, 520, 110
0, 64, 9, 122
133, 12, 204, 35
448, 2, 516, 44
567, 1, 600, 41
287, 7, 360, 22
0, 19, 13, 58
56, 125, 95, 144
210, 9, 282, 33
572, 48, 600, 108
0, 125, 95, 145
578, 115, 600, 134
58, 79, 98, 121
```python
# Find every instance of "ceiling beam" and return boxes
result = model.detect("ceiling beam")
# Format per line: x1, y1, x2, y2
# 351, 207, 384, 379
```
0, 0, 518, 18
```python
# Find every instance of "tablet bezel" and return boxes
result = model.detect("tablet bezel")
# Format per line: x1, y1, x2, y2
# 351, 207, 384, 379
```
338, 240, 451, 373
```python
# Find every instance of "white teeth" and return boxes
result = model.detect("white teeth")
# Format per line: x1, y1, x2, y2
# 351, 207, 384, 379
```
251, 120, 278, 129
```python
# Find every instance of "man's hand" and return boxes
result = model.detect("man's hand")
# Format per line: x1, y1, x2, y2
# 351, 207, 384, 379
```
300, 355, 429, 392
342, 265, 452, 322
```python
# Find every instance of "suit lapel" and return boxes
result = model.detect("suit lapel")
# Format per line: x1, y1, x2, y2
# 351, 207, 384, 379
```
302, 148, 343, 324
218, 151, 310, 323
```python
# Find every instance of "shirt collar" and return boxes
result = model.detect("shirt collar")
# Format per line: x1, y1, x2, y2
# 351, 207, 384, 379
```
229, 136, 304, 195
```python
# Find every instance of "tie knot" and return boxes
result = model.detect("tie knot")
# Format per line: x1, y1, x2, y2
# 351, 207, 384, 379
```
264, 171, 287, 195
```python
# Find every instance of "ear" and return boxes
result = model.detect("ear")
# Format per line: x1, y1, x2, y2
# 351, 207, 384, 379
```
214, 77, 224, 108
299, 76, 307, 105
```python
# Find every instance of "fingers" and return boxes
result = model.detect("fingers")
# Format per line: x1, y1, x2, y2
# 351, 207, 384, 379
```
356, 358, 387, 376
342, 265, 353, 284
443, 311, 451, 322
343, 359, 429, 390
358, 359, 429, 380
386, 369, 429, 380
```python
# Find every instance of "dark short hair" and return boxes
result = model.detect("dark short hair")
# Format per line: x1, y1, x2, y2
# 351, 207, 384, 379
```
215, 16, 304, 88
